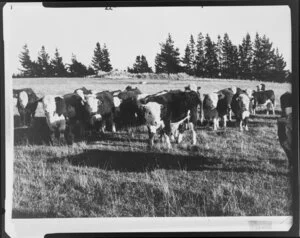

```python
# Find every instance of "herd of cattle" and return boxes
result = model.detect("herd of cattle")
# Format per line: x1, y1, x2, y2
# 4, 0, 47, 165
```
13, 83, 292, 149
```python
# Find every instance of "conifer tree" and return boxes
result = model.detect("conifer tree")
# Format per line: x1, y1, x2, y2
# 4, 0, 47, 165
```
36, 46, 51, 77
18, 44, 34, 77
252, 33, 275, 80
128, 55, 152, 73
91, 42, 103, 73
203, 34, 219, 78
269, 48, 287, 82
102, 44, 113, 72
238, 33, 253, 79
68, 54, 88, 77
140, 55, 152, 73
195, 33, 205, 77
154, 33, 181, 74
182, 44, 193, 75
221, 33, 239, 79
50, 48, 68, 77
216, 35, 223, 77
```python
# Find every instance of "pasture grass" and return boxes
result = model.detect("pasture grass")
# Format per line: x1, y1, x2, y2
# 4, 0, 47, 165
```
12, 77, 292, 217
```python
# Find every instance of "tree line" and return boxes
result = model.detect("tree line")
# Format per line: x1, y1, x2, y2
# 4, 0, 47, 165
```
16, 43, 112, 78
15, 32, 290, 82
154, 32, 289, 82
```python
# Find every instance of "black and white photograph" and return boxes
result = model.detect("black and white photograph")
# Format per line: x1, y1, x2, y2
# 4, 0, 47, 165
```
2, 1, 298, 236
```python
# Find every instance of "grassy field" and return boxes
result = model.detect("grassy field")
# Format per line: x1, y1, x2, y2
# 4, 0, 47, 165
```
12, 77, 292, 218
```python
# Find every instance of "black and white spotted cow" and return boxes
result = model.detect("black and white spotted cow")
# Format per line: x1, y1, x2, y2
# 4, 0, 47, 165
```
231, 91, 251, 131
82, 90, 116, 134
142, 90, 201, 148
13, 88, 39, 126
251, 90, 276, 115
37, 93, 90, 144
74, 87, 95, 102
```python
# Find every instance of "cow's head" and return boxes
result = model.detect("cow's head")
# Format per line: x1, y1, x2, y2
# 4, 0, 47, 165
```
230, 86, 237, 95
74, 89, 85, 103
142, 102, 163, 127
84, 94, 101, 115
203, 93, 218, 109
236, 94, 250, 112
18, 91, 29, 109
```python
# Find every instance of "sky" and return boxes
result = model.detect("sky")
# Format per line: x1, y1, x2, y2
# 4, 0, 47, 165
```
4, 3, 291, 74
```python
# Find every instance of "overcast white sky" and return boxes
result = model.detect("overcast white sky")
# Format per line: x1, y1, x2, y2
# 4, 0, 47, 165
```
4, 3, 291, 74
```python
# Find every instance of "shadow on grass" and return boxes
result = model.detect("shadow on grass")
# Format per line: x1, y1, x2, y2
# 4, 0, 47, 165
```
14, 116, 51, 145
47, 149, 289, 176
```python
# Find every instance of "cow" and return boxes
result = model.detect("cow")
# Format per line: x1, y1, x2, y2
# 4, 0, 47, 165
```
74, 87, 94, 102
184, 84, 203, 125
141, 90, 200, 148
117, 86, 142, 101
280, 91, 292, 117
13, 88, 39, 126
251, 90, 276, 115
202, 93, 219, 130
215, 86, 239, 123
84, 90, 116, 135
231, 91, 251, 131
256, 83, 266, 92
114, 97, 146, 131
277, 92, 292, 167
37, 93, 90, 144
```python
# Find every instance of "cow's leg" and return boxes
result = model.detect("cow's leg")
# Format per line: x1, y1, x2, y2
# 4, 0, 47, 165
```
228, 110, 232, 121
66, 124, 75, 145
19, 109, 25, 126
49, 129, 56, 145
112, 122, 116, 133
223, 115, 227, 128
239, 120, 243, 131
163, 133, 172, 149
188, 122, 196, 145
147, 126, 155, 147
272, 103, 275, 115
213, 118, 218, 130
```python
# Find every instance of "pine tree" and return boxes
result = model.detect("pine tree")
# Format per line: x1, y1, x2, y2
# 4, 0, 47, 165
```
195, 33, 205, 77
102, 44, 113, 72
128, 55, 152, 73
18, 44, 34, 77
221, 33, 232, 78
154, 33, 181, 74
50, 48, 68, 77
154, 54, 165, 73
189, 35, 196, 74
238, 33, 253, 79
252, 33, 275, 80
203, 34, 219, 78
140, 55, 152, 73
229, 45, 239, 78
68, 54, 88, 77
91, 42, 103, 73
221, 33, 239, 79
36, 46, 51, 77
269, 48, 287, 82
182, 44, 193, 75
216, 35, 223, 77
